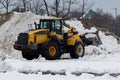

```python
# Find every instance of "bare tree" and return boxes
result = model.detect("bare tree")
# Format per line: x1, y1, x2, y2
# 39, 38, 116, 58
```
49, 0, 76, 18
23, 0, 26, 11
43, 0, 61, 17
0, 0, 11, 13
43, 0, 49, 16
62, 0, 73, 18
20, 0, 30, 12
55, 0, 60, 17
33, 0, 43, 14
50, 0, 62, 17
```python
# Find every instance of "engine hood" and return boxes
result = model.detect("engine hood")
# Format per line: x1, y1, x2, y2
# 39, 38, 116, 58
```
28, 29, 49, 35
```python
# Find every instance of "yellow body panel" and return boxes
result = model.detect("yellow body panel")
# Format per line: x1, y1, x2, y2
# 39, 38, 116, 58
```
28, 29, 49, 45
50, 31, 63, 39
28, 29, 63, 45
67, 34, 83, 45
35, 34, 50, 44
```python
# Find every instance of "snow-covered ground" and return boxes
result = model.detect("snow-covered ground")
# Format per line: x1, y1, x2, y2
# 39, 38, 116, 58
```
0, 12, 120, 80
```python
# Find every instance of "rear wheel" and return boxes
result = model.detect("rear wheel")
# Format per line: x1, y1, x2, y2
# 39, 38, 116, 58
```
41, 41, 61, 60
22, 50, 39, 60
70, 42, 84, 59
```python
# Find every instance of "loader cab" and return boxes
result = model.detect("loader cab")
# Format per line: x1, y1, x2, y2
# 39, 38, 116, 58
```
39, 18, 63, 34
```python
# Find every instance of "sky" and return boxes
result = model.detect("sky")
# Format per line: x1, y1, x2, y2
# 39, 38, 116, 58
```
0, 0, 120, 17
89, 0, 120, 17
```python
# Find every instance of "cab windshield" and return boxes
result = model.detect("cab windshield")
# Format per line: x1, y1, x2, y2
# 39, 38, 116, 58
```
39, 20, 53, 29
39, 20, 62, 34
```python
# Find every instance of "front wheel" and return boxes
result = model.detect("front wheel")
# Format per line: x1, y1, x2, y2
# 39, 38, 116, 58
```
41, 41, 62, 60
70, 42, 85, 59
22, 50, 39, 60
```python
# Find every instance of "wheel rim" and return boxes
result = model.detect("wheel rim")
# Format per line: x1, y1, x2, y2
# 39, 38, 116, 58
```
77, 45, 82, 55
49, 46, 56, 56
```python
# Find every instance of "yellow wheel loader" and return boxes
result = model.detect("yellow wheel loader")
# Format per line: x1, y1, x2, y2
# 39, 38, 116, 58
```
13, 18, 85, 60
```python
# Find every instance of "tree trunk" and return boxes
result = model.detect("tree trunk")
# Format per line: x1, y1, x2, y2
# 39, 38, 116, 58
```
23, 0, 26, 12
6, 0, 9, 13
82, 0, 85, 19
55, 0, 60, 17
43, 0, 49, 16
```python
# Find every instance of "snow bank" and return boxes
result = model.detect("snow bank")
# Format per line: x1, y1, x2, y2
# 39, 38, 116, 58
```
1, 59, 120, 77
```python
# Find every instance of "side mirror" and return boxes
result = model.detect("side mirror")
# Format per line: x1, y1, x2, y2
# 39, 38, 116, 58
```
34, 22, 37, 29
38, 24, 40, 29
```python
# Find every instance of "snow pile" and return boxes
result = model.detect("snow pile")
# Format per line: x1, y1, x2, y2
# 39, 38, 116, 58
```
0, 12, 42, 58
85, 31, 119, 56
65, 20, 97, 35
99, 31, 119, 53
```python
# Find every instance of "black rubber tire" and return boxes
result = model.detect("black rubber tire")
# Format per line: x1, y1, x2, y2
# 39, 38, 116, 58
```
70, 42, 85, 59
41, 41, 61, 60
22, 50, 39, 60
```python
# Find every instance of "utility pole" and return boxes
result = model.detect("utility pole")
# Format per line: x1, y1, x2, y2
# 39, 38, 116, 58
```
82, 0, 85, 19
113, 8, 117, 21
113, 8, 117, 33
